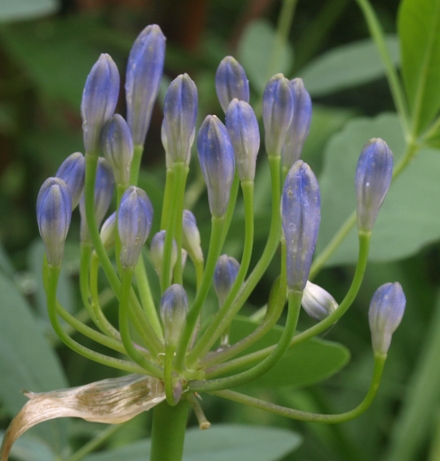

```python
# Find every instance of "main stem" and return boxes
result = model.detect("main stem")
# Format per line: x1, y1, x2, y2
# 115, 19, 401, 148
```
150, 400, 189, 461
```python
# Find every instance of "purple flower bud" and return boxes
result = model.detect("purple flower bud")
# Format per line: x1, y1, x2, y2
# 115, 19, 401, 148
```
225, 99, 260, 182
118, 186, 153, 269
37, 177, 72, 266
79, 158, 115, 243
101, 114, 134, 185
126, 24, 166, 146
215, 56, 250, 113
100, 212, 116, 250
214, 254, 240, 306
55, 152, 85, 209
281, 161, 320, 292
150, 230, 178, 277
282, 78, 312, 169
355, 138, 393, 233
262, 74, 294, 157
302, 281, 338, 321
197, 115, 235, 218
182, 210, 203, 262
160, 284, 188, 345
81, 54, 120, 155
369, 282, 406, 355
161, 74, 198, 167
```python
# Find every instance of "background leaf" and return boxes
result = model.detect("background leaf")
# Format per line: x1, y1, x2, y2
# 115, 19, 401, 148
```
317, 113, 440, 266
299, 36, 400, 97
0, 0, 58, 22
398, 0, 440, 134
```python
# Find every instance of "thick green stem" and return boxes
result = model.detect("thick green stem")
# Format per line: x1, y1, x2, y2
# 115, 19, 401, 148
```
130, 144, 144, 186
150, 400, 189, 461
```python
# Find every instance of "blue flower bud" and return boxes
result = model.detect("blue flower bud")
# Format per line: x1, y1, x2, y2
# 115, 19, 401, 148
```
81, 54, 120, 155
281, 160, 320, 292
160, 284, 188, 345
302, 281, 338, 321
161, 74, 198, 167
182, 210, 203, 262
369, 282, 405, 355
197, 115, 235, 218
150, 230, 178, 277
262, 74, 294, 157
118, 186, 153, 269
101, 114, 134, 185
225, 99, 260, 182
126, 24, 166, 146
215, 56, 250, 113
55, 152, 85, 209
214, 254, 240, 306
79, 158, 115, 243
355, 138, 393, 233
282, 78, 312, 169
37, 177, 72, 267
100, 212, 116, 250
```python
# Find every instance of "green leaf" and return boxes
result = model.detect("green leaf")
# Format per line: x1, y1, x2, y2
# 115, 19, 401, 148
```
317, 113, 440, 266
398, 0, 440, 134
0, 432, 55, 461
222, 316, 350, 388
83, 424, 301, 461
0, 241, 14, 277
237, 20, 293, 93
0, 0, 58, 22
299, 36, 400, 97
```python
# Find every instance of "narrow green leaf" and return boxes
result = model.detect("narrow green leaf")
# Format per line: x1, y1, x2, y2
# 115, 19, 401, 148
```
299, 36, 400, 97
83, 425, 302, 461
0, 0, 57, 22
398, 0, 440, 134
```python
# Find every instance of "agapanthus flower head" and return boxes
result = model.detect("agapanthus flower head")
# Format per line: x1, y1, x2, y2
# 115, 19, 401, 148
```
160, 284, 188, 346
355, 138, 393, 233
100, 212, 116, 250
302, 281, 338, 321
225, 99, 260, 182
161, 73, 198, 168
369, 282, 406, 355
101, 114, 134, 185
214, 254, 240, 306
55, 152, 85, 209
215, 56, 250, 113
182, 210, 203, 262
262, 73, 294, 157
81, 54, 120, 155
281, 78, 312, 169
126, 24, 166, 146
281, 160, 320, 292
37, 177, 72, 267
150, 230, 178, 277
197, 115, 235, 218
79, 158, 115, 243
118, 186, 153, 269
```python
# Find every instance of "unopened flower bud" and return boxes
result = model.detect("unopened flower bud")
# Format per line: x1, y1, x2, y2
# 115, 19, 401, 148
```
160, 284, 188, 345
161, 74, 198, 168
282, 78, 312, 169
101, 114, 134, 185
37, 177, 72, 266
226, 99, 260, 182
302, 281, 338, 321
214, 255, 240, 306
197, 115, 235, 218
355, 138, 393, 233
126, 24, 166, 146
281, 161, 320, 292
55, 152, 85, 209
150, 230, 177, 277
369, 282, 405, 355
182, 210, 203, 262
262, 74, 293, 157
215, 56, 250, 113
81, 54, 120, 154
100, 212, 116, 250
118, 186, 153, 269
79, 158, 115, 243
